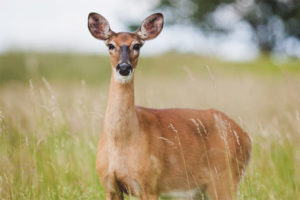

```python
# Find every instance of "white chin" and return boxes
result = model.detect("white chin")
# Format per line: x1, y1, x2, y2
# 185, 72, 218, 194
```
113, 69, 134, 84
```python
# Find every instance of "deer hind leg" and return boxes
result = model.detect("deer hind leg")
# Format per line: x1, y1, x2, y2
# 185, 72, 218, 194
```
104, 176, 125, 200
207, 143, 251, 200
205, 169, 239, 200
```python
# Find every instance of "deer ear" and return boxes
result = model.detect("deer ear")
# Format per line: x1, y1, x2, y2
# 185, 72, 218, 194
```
88, 12, 113, 40
136, 13, 164, 40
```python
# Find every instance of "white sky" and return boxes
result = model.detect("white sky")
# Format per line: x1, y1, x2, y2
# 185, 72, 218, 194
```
0, 0, 260, 61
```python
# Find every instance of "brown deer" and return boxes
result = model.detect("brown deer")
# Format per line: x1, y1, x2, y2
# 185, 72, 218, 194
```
88, 12, 252, 200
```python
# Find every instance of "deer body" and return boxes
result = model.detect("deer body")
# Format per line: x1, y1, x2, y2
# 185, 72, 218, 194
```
88, 13, 252, 200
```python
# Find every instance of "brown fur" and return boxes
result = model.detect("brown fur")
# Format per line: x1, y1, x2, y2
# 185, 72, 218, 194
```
106, 33, 142, 69
89, 13, 252, 200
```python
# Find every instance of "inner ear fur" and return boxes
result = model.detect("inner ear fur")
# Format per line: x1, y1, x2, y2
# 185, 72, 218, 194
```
136, 13, 164, 40
88, 12, 114, 40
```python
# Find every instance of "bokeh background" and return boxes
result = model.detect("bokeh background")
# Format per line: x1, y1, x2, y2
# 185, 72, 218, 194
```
0, 0, 299, 199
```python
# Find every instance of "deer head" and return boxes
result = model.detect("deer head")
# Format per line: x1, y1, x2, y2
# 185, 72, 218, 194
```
88, 13, 164, 83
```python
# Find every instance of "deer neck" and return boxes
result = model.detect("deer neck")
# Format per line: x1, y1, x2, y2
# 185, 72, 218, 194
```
104, 73, 138, 141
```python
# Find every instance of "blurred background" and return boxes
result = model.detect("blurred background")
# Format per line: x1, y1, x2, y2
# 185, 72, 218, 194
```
0, 0, 299, 199
1, 0, 300, 60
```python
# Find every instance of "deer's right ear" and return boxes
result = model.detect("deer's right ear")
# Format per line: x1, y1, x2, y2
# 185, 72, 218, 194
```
88, 13, 113, 40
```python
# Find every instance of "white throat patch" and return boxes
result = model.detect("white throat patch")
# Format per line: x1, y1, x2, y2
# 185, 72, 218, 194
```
113, 68, 134, 84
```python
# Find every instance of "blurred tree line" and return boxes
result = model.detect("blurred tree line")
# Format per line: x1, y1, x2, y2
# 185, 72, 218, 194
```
152, 0, 300, 53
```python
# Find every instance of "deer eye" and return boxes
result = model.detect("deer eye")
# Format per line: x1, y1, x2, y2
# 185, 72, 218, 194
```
133, 44, 141, 50
108, 44, 115, 50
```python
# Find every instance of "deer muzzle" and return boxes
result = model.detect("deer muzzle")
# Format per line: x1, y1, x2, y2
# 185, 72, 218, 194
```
116, 63, 132, 76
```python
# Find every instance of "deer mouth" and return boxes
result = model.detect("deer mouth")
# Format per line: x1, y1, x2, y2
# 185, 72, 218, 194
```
114, 68, 134, 84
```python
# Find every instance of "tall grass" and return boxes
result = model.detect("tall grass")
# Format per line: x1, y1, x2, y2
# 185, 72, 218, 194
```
0, 52, 299, 199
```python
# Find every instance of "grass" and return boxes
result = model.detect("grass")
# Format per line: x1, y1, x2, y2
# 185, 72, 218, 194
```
0, 52, 300, 199
1, 51, 300, 85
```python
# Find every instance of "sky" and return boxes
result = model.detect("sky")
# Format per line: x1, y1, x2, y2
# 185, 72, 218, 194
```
0, 0, 264, 61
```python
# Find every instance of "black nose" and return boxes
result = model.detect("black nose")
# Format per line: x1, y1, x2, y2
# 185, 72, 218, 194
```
116, 63, 132, 76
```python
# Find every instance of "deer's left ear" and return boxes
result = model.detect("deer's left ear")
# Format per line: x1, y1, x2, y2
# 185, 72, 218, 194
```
136, 13, 164, 40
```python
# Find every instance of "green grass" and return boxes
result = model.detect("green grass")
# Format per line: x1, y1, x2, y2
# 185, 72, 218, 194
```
0, 52, 111, 84
1, 51, 300, 85
240, 137, 298, 199
0, 52, 299, 199
0, 127, 104, 199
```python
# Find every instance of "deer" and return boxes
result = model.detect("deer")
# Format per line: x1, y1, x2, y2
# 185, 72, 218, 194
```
88, 12, 252, 200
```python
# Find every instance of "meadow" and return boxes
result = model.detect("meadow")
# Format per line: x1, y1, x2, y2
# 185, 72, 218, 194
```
0, 52, 299, 199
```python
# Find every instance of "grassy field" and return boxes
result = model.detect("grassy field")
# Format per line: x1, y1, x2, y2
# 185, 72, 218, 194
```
0, 52, 299, 199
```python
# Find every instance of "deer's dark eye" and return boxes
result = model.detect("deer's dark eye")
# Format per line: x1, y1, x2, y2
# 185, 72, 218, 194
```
108, 44, 115, 50
133, 44, 141, 50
